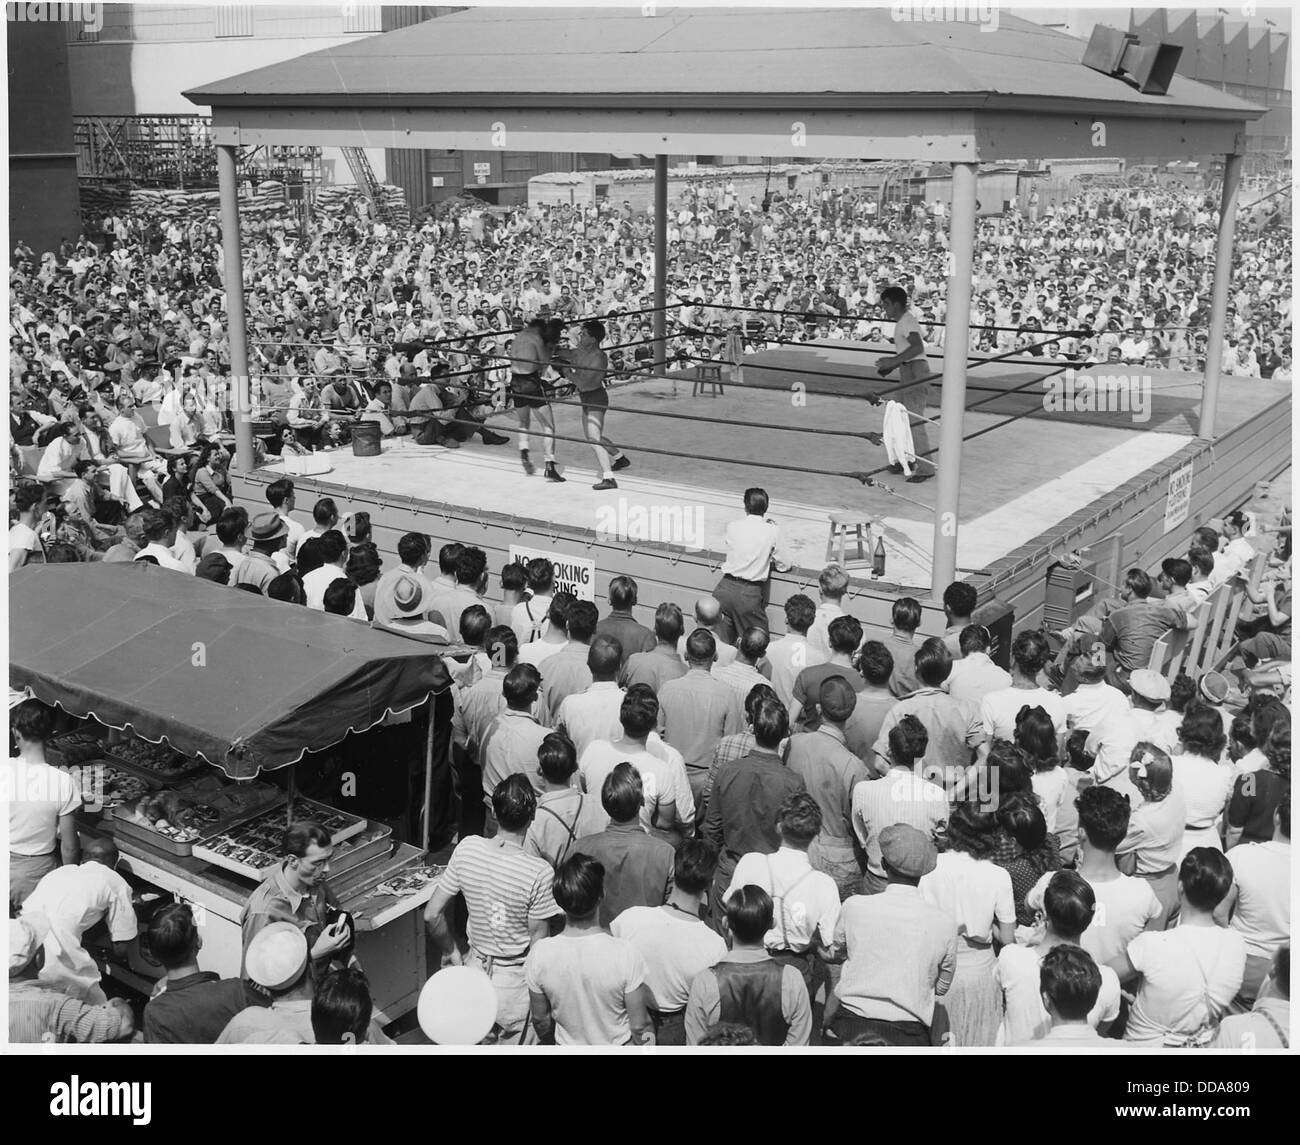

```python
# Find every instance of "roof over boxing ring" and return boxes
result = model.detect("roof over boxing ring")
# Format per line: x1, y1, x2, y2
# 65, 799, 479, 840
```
185, 6, 1263, 160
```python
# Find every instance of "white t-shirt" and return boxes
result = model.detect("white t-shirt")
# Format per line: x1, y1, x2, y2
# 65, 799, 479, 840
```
578, 737, 694, 834
524, 932, 648, 1045
1031, 767, 1070, 834
517, 639, 566, 670
995, 942, 1121, 1044
1124, 925, 1248, 1044
980, 686, 1068, 741
1025, 869, 1161, 966
919, 850, 1016, 944
1063, 683, 1132, 734
9, 523, 45, 568
1227, 840, 1291, 959
2, 757, 82, 855
610, 905, 727, 1012
725, 847, 841, 952
301, 564, 368, 620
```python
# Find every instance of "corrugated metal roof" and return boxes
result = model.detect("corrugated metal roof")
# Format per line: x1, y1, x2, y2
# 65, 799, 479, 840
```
184, 6, 1262, 118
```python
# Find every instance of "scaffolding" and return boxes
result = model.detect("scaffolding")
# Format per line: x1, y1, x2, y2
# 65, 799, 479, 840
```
74, 115, 323, 189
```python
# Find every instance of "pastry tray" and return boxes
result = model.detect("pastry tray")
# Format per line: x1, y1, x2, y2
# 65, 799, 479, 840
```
101, 742, 209, 788
171, 774, 282, 840
111, 808, 200, 857
192, 796, 367, 882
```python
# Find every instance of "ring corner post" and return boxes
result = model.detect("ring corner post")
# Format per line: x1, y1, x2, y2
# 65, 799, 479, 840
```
218, 142, 255, 473
930, 160, 978, 599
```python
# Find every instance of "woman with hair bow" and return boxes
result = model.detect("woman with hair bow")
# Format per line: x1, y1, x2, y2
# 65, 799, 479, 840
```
1115, 744, 1185, 930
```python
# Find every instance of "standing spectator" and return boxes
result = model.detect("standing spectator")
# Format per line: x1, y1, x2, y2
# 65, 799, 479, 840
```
784, 677, 870, 898
523, 733, 607, 871
537, 600, 599, 726
872, 639, 984, 783
480, 664, 553, 822
1226, 723, 1289, 849
790, 615, 866, 730
594, 575, 656, 668
579, 686, 694, 844
843, 640, 897, 760
555, 637, 625, 758
712, 487, 792, 644
713, 626, 771, 706
981, 630, 1068, 740
1110, 848, 1247, 1045
941, 581, 978, 658
805, 563, 850, 660
946, 625, 1011, 707
143, 903, 267, 1044
424, 776, 561, 1044
884, 597, 923, 698
4, 700, 80, 910
995, 871, 1121, 1045
765, 594, 824, 709
525, 854, 654, 1045
611, 840, 727, 1045
575, 764, 675, 927
1220, 790, 1290, 1010
828, 825, 956, 1045
621, 602, 689, 695
919, 804, 1016, 1046
684, 885, 812, 1046
1025, 784, 1161, 967
1174, 704, 1234, 858
658, 629, 746, 809
724, 794, 841, 997
705, 693, 806, 920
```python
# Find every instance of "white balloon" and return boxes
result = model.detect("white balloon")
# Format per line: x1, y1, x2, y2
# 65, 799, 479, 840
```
417, 966, 498, 1045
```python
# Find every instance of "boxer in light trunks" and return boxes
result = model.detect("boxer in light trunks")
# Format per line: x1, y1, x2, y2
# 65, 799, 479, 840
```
508, 317, 564, 482
876, 286, 937, 484
557, 320, 631, 491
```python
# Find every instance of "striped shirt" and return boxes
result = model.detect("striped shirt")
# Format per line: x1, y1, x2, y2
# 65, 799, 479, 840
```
8, 981, 129, 1043
851, 769, 950, 880
436, 835, 559, 960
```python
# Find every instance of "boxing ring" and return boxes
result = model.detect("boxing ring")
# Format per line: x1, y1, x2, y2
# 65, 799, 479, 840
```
191, 7, 1283, 641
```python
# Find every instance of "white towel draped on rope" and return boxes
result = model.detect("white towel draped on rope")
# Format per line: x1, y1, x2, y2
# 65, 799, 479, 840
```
882, 400, 917, 475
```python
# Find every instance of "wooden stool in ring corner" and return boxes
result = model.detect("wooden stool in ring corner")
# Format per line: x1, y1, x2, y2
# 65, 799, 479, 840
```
692, 361, 725, 397
826, 511, 875, 568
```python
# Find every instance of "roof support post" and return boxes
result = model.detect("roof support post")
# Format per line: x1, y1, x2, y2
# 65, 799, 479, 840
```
1198, 150, 1244, 439
930, 160, 978, 599
654, 154, 668, 378
219, 143, 255, 473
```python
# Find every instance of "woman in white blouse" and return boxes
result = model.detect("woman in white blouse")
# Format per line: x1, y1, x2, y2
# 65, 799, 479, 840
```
1116, 743, 1186, 929
1173, 705, 1235, 859
919, 804, 1016, 1047
1109, 848, 1246, 1045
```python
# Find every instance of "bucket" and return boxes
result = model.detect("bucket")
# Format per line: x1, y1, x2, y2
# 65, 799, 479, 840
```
351, 421, 382, 457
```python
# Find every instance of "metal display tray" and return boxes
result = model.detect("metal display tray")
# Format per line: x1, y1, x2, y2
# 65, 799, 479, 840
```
192, 796, 368, 882
100, 745, 209, 788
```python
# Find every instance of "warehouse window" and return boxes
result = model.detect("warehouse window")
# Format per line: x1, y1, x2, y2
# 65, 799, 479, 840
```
343, 5, 383, 33
214, 5, 253, 37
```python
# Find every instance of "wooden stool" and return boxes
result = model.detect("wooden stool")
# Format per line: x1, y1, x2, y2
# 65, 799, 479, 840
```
826, 511, 874, 566
693, 362, 724, 397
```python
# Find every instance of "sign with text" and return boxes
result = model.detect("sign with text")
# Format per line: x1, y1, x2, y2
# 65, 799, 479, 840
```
508, 545, 596, 602
473, 162, 491, 176
1163, 461, 1194, 534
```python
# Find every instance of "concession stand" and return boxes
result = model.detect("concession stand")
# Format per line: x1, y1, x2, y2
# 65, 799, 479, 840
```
9, 562, 466, 1020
